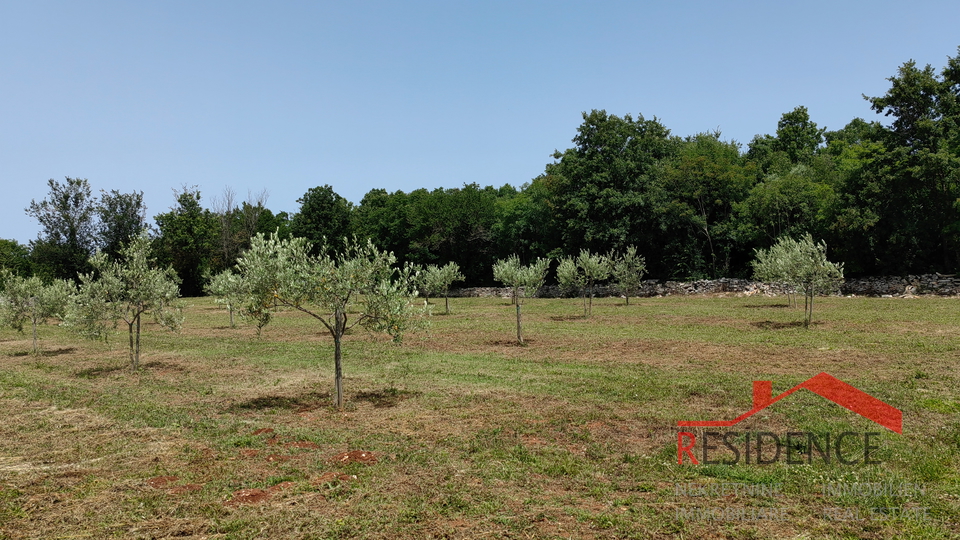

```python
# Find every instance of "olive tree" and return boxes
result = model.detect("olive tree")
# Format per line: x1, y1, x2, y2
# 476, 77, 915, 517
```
555, 250, 610, 316
69, 234, 184, 370
205, 269, 242, 328
492, 255, 550, 344
0, 270, 73, 354
752, 234, 843, 327
609, 245, 646, 305
418, 262, 465, 314
236, 233, 422, 409
556, 256, 583, 298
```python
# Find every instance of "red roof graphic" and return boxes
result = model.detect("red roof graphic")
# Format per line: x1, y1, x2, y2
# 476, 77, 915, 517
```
677, 372, 902, 434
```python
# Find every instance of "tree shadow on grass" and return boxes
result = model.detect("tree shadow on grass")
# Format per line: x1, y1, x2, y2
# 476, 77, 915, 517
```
354, 387, 421, 408
488, 339, 534, 347
142, 360, 184, 371
75, 364, 125, 378
11, 347, 76, 358
751, 320, 815, 329
227, 391, 330, 413
743, 304, 790, 309
549, 315, 586, 321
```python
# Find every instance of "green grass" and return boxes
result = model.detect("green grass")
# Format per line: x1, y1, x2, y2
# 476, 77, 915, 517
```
0, 294, 957, 538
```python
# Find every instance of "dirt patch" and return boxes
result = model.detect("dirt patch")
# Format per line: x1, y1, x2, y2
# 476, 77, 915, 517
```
147, 475, 179, 489
313, 472, 356, 485
329, 450, 378, 465
224, 481, 297, 506
225, 488, 272, 506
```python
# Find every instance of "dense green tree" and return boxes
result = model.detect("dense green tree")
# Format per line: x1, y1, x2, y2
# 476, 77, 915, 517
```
0, 239, 31, 276
352, 189, 411, 261
737, 164, 835, 245
491, 178, 561, 262
405, 184, 499, 285
97, 189, 147, 260
659, 133, 755, 278
545, 110, 677, 258
773, 106, 826, 163
154, 188, 218, 297
25, 178, 98, 281
840, 49, 960, 274
290, 185, 354, 255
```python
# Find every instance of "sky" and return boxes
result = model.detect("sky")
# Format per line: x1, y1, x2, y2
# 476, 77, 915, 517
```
2, 0, 959, 244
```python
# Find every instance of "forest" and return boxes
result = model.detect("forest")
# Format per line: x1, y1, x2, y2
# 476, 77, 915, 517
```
3, 48, 960, 293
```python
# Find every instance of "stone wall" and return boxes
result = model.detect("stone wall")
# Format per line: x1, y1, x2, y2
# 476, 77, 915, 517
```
840, 274, 960, 296
449, 274, 960, 299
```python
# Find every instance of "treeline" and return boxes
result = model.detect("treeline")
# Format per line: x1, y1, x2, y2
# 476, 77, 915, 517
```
4, 48, 960, 291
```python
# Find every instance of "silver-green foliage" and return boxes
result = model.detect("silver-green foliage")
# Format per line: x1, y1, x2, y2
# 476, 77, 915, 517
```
205, 269, 244, 329
235, 233, 423, 408
69, 234, 183, 369
556, 257, 583, 297
752, 233, 844, 327
0, 270, 73, 353
419, 262, 465, 314
556, 250, 610, 316
492, 255, 550, 343
609, 245, 646, 305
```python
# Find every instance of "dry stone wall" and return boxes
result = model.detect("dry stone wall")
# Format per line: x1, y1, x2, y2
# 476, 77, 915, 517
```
450, 275, 960, 299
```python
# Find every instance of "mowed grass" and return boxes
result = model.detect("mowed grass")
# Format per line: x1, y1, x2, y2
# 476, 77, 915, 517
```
0, 294, 958, 539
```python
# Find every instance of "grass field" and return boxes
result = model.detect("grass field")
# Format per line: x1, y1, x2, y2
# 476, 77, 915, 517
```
0, 294, 958, 539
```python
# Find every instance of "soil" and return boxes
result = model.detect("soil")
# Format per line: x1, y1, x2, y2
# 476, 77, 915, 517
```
329, 450, 378, 465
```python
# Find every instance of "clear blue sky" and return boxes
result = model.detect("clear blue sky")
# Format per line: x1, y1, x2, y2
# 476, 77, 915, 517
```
2, 1, 959, 244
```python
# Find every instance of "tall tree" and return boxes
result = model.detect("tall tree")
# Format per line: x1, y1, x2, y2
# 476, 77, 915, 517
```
491, 179, 561, 263
290, 185, 354, 255
154, 188, 217, 296
405, 184, 499, 285
0, 239, 31, 277
97, 189, 147, 260
737, 164, 835, 245
545, 110, 677, 258
659, 133, 755, 278
25, 178, 98, 281
352, 189, 411, 259
850, 48, 960, 273
773, 106, 826, 164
